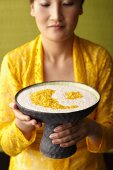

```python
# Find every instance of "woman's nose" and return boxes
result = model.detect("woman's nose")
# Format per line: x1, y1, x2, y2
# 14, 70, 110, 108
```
50, 4, 63, 21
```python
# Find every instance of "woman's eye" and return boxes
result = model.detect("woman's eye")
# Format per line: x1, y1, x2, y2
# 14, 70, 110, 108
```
40, 3, 50, 7
63, 2, 74, 6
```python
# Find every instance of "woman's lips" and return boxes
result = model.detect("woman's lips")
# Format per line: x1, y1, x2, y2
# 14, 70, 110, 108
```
48, 25, 64, 30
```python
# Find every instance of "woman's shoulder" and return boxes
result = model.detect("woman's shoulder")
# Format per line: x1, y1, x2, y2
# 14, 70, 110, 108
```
77, 36, 112, 62
1, 36, 39, 71
6, 36, 39, 56
78, 36, 104, 51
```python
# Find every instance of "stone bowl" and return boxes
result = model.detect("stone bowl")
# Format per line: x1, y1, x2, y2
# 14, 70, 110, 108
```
15, 81, 100, 159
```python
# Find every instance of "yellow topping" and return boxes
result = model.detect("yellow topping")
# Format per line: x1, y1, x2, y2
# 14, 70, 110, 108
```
65, 91, 83, 99
30, 89, 78, 109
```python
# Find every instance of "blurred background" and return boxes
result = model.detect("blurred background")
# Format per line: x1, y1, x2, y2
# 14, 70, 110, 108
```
0, 0, 113, 61
0, 0, 113, 169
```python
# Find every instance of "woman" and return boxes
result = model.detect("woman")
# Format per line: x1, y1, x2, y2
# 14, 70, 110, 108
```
0, 0, 113, 169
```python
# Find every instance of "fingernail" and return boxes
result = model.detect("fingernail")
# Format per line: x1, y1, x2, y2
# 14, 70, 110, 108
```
26, 117, 31, 121
38, 122, 42, 128
9, 103, 14, 108
54, 127, 59, 132
60, 144, 65, 147
49, 134, 54, 139
52, 140, 58, 144
52, 140, 56, 144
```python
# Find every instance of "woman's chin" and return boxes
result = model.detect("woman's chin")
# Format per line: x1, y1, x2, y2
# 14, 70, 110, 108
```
43, 33, 74, 43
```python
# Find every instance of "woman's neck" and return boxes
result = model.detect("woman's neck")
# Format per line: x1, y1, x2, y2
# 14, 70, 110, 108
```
41, 34, 75, 62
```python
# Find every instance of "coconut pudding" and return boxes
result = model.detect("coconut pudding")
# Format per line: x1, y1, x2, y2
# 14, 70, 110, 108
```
16, 82, 99, 113
15, 82, 100, 159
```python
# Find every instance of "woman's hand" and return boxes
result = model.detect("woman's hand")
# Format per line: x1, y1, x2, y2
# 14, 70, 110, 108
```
9, 102, 42, 140
49, 118, 102, 147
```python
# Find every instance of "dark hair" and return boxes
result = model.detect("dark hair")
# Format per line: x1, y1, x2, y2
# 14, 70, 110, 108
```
30, 0, 84, 4
30, 0, 34, 3
82, 0, 84, 4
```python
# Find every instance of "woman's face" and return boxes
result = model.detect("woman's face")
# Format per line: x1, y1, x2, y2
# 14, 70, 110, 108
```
31, 0, 83, 42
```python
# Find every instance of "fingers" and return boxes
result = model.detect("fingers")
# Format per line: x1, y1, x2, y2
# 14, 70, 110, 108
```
50, 127, 75, 139
30, 119, 37, 126
9, 102, 42, 127
50, 128, 83, 145
50, 122, 81, 140
9, 102, 18, 110
60, 135, 83, 147
37, 121, 42, 128
49, 122, 87, 147
9, 102, 30, 121
53, 123, 73, 132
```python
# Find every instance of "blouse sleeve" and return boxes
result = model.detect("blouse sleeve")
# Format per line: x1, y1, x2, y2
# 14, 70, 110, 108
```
0, 54, 36, 156
86, 48, 113, 153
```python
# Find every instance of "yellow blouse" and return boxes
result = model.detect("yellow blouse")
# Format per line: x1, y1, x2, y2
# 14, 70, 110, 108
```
0, 35, 113, 170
